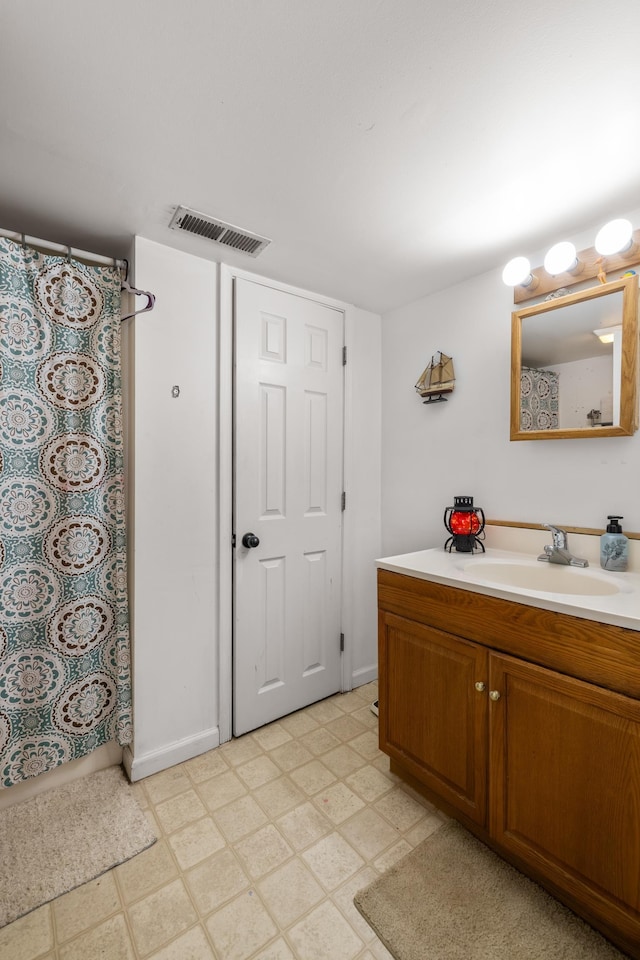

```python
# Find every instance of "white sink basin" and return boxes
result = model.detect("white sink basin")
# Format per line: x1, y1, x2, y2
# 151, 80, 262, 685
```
459, 558, 624, 596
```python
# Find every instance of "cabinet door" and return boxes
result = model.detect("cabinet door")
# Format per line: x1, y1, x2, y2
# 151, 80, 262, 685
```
490, 652, 640, 920
379, 612, 489, 825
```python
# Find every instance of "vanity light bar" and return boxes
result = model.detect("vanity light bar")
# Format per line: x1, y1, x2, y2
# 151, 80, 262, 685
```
504, 221, 640, 304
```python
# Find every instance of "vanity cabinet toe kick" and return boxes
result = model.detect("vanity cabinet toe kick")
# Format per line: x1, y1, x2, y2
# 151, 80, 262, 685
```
377, 568, 640, 959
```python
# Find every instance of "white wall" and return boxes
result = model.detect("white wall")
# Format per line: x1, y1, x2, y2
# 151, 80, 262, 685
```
381, 209, 640, 558
127, 241, 381, 778
126, 238, 219, 780
548, 355, 612, 429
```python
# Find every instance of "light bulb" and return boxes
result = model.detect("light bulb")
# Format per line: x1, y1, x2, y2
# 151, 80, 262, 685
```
502, 256, 533, 287
544, 241, 578, 275
595, 219, 633, 256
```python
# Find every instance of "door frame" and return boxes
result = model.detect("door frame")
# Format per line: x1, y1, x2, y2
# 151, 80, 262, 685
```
217, 264, 357, 744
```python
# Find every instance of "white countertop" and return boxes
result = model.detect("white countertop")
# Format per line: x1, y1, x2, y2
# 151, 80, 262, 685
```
377, 547, 640, 632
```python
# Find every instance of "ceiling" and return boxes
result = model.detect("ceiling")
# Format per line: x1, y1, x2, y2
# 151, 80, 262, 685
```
1, 0, 640, 314
521, 290, 623, 366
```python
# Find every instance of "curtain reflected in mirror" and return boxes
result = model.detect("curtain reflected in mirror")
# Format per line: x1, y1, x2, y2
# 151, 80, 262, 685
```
520, 367, 559, 431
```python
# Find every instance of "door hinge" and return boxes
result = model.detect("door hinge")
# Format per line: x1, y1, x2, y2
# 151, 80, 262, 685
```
341, 491, 346, 511
231, 533, 236, 548
342, 345, 347, 365
340, 632, 345, 652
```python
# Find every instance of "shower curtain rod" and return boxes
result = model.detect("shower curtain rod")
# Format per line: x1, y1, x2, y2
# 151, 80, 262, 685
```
0, 227, 127, 271
0, 227, 156, 322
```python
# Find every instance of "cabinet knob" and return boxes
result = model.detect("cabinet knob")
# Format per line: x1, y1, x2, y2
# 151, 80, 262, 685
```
474, 682, 486, 692
489, 690, 501, 701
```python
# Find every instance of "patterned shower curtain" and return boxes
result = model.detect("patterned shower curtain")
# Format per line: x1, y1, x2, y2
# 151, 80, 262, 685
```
0, 237, 132, 788
520, 366, 559, 431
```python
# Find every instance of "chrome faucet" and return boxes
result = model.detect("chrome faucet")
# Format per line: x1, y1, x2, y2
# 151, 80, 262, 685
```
537, 524, 589, 567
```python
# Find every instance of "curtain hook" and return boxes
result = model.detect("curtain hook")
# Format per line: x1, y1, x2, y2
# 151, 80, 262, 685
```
21, 233, 27, 249
66, 245, 72, 263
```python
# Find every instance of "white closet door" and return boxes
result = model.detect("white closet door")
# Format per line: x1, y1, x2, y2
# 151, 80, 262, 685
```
233, 278, 344, 735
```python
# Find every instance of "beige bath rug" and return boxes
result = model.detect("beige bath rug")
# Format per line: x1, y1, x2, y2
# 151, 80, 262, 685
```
354, 820, 627, 960
0, 764, 156, 927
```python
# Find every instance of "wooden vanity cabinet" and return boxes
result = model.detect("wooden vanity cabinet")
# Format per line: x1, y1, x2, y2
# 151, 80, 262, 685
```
378, 568, 640, 958
381, 612, 488, 825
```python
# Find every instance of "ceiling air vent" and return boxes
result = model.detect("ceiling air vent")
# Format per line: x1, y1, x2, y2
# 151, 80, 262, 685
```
168, 206, 271, 258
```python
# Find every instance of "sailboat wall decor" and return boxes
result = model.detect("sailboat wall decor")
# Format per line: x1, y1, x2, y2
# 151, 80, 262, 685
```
415, 351, 455, 403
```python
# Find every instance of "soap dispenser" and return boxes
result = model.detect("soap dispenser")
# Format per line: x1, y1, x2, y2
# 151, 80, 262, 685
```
600, 516, 628, 571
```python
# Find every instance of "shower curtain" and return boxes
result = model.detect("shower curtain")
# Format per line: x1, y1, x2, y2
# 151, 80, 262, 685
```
0, 237, 132, 787
520, 366, 559, 431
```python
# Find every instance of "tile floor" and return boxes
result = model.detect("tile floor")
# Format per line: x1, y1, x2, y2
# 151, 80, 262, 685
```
0, 681, 448, 960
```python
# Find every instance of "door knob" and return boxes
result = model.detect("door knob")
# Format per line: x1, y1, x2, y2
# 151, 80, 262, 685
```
489, 690, 501, 701
241, 532, 260, 548
474, 682, 486, 692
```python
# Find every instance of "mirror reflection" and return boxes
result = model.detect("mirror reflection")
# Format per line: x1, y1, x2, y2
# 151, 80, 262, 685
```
521, 292, 621, 430
510, 275, 638, 441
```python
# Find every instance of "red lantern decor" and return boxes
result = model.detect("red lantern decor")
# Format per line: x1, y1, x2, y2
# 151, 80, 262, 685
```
444, 496, 486, 553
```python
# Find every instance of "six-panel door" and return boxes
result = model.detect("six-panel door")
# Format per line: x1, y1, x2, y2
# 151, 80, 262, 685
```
234, 278, 345, 735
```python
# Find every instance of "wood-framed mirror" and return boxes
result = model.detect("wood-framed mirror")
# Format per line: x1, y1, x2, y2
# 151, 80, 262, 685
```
510, 274, 639, 440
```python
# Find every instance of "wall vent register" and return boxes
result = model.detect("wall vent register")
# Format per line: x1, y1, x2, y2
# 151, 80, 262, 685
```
168, 205, 271, 257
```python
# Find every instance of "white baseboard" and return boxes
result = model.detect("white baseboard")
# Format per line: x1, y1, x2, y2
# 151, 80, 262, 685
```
123, 726, 221, 782
351, 664, 378, 687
